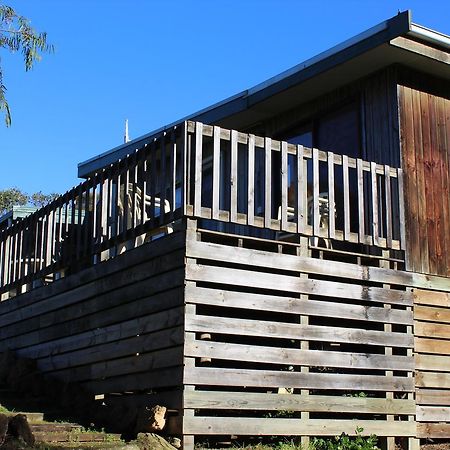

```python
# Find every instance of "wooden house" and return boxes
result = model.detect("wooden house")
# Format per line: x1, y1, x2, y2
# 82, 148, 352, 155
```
0, 11, 449, 449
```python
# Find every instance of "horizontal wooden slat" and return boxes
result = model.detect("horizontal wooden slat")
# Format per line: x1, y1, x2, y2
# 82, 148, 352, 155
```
417, 422, 450, 438
186, 238, 450, 292
183, 416, 416, 436
185, 315, 414, 348
184, 367, 414, 392
415, 337, 450, 355
415, 321, 450, 339
185, 285, 413, 325
186, 339, 414, 371
414, 289, 450, 306
38, 325, 184, 373
185, 263, 412, 306
416, 406, 450, 422
415, 354, 450, 372
183, 390, 416, 414
416, 389, 450, 405
415, 304, 450, 323
416, 371, 450, 389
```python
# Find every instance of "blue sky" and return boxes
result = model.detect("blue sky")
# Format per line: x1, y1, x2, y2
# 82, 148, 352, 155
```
1, 0, 449, 195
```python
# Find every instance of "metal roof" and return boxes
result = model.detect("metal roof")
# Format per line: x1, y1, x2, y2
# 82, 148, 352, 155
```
78, 10, 450, 178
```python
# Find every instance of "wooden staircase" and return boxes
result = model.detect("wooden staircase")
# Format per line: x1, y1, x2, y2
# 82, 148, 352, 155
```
0, 384, 130, 449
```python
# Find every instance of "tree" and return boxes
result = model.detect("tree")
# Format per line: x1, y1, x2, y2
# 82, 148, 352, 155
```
0, 4, 53, 126
0, 187, 59, 215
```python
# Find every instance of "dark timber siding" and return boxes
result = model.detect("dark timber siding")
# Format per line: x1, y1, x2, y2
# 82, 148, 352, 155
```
398, 83, 450, 277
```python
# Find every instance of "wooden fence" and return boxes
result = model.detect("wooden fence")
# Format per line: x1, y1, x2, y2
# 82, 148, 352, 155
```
0, 121, 405, 298
179, 221, 450, 449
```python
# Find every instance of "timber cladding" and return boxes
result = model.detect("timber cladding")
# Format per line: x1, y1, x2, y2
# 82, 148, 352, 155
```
414, 289, 450, 439
0, 230, 187, 425
398, 84, 450, 277
182, 225, 450, 447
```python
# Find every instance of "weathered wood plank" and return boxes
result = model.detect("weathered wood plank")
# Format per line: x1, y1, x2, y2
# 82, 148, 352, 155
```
185, 314, 413, 348
413, 289, 450, 306
183, 417, 416, 436
230, 129, 238, 223
327, 151, 335, 239
416, 406, 450, 422
185, 339, 414, 370
414, 304, 450, 323
194, 122, 203, 216
281, 141, 288, 231
264, 137, 272, 228
417, 423, 450, 439
415, 321, 450, 339
416, 389, 450, 405
185, 263, 413, 306
183, 390, 415, 414
415, 337, 450, 355
185, 238, 450, 292
342, 155, 350, 241
184, 367, 414, 392
212, 126, 221, 220
415, 354, 450, 372
416, 371, 450, 389
247, 134, 255, 226
185, 285, 413, 325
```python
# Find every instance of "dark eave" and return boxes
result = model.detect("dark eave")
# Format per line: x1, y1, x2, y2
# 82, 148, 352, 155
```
78, 10, 449, 178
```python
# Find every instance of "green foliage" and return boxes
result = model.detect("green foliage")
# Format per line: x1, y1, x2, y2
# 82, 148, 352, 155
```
0, 4, 54, 126
0, 187, 28, 213
0, 187, 59, 215
311, 427, 379, 450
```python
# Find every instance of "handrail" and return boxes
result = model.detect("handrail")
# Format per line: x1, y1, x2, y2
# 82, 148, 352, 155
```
0, 121, 405, 298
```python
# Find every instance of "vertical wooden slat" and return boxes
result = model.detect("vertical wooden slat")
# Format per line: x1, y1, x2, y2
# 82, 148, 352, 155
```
327, 152, 335, 239
398, 168, 406, 251
385, 165, 393, 248
297, 145, 305, 234
130, 156, 138, 229
247, 134, 255, 226
150, 139, 157, 225
3, 235, 10, 286
160, 133, 167, 224
357, 158, 365, 243
264, 137, 272, 228
371, 161, 379, 246
168, 130, 176, 221
230, 130, 238, 223
194, 122, 203, 217
312, 148, 320, 236
76, 185, 83, 260
212, 126, 221, 220
281, 141, 288, 231
183, 122, 190, 216
81, 185, 89, 258
139, 152, 147, 226
342, 155, 350, 241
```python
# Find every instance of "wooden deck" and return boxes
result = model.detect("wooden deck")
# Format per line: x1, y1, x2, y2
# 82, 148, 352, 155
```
0, 120, 406, 300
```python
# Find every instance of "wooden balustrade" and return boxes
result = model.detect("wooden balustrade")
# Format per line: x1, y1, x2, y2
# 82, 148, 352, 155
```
0, 121, 406, 297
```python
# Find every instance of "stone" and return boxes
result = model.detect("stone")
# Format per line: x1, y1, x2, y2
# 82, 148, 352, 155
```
168, 436, 181, 448
135, 432, 176, 450
0, 413, 8, 445
7, 413, 35, 446
135, 405, 167, 433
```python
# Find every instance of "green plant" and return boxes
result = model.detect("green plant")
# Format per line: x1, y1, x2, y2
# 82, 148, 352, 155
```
311, 427, 379, 450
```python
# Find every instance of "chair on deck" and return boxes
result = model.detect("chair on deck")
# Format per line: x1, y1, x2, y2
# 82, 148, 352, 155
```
277, 192, 333, 248
116, 183, 173, 255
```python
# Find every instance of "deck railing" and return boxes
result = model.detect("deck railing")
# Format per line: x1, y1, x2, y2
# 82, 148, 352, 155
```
0, 120, 406, 296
